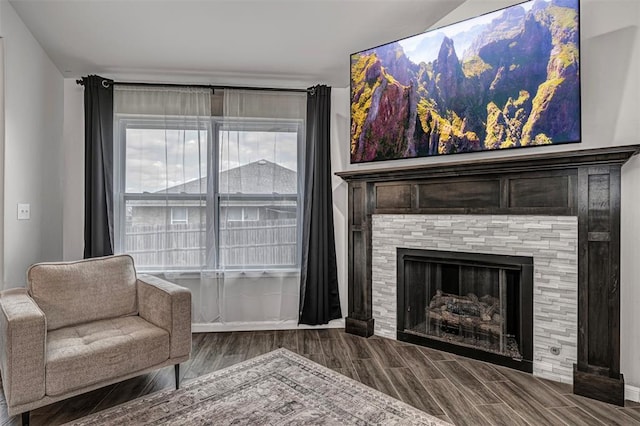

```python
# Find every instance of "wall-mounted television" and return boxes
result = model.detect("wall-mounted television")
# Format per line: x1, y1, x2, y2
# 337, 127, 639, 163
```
350, 0, 580, 164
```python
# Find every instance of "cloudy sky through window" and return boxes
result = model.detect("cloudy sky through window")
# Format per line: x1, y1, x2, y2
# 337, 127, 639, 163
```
125, 128, 297, 193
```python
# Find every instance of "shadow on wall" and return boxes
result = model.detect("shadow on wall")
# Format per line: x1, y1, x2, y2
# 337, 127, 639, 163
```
582, 26, 637, 146
332, 107, 351, 317
620, 153, 640, 390
332, 109, 350, 217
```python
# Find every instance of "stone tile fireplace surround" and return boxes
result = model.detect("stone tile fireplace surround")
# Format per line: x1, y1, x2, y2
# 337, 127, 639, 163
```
337, 146, 640, 406
371, 214, 578, 383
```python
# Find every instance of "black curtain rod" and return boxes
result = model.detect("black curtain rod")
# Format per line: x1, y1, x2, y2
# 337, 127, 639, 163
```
75, 79, 309, 93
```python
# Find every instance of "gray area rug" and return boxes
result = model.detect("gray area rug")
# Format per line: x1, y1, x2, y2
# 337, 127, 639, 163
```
65, 348, 450, 425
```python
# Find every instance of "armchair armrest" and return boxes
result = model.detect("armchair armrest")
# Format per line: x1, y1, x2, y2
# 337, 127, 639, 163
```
137, 275, 191, 359
0, 288, 46, 408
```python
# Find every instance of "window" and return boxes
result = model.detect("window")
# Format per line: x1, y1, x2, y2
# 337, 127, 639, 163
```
226, 207, 259, 222
114, 121, 208, 271
170, 207, 189, 225
114, 113, 304, 272
216, 119, 302, 269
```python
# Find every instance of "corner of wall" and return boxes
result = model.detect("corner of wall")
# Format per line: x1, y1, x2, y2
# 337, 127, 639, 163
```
330, 87, 350, 317
62, 78, 84, 261
0, 38, 5, 289
621, 153, 640, 389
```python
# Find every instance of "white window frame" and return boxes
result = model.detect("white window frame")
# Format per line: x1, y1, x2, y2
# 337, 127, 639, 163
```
114, 115, 304, 272
113, 116, 211, 272
225, 207, 259, 222
170, 207, 189, 225
214, 117, 304, 270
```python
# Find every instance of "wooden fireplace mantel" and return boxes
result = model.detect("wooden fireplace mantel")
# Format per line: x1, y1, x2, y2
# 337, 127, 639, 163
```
336, 145, 640, 406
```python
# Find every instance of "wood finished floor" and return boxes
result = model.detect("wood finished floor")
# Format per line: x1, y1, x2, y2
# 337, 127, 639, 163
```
1, 329, 639, 425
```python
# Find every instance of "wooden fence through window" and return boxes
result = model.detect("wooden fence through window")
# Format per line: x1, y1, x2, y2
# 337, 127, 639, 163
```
125, 219, 297, 269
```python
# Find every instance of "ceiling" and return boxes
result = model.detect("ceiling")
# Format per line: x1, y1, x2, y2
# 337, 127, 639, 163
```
8, 0, 466, 88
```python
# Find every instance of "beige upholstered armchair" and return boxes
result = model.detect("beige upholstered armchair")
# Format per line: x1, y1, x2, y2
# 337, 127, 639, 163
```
0, 255, 192, 425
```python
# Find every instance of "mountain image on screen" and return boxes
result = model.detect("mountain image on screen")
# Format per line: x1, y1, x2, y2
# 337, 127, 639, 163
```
350, 0, 580, 163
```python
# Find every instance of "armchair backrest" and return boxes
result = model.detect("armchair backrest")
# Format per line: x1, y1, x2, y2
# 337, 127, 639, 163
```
27, 255, 138, 331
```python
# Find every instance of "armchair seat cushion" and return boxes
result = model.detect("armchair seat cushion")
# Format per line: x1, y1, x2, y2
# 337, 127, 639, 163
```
45, 316, 169, 396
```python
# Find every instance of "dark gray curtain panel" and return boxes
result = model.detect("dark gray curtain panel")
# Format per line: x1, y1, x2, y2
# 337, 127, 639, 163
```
299, 85, 342, 325
83, 75, 114, 258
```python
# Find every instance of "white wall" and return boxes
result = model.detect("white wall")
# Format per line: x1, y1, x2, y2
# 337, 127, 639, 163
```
621, 153, 640, 395
62, 79, 84, 261
0, 0, 64, 287
331, 87, 350, 318
0, 39, 5, 286
331, 0, 640, 391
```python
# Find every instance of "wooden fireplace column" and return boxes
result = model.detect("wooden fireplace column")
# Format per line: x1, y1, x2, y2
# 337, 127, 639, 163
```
336, 145, 640, 406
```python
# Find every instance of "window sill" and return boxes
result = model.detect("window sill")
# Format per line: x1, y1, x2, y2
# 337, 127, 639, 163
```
138, 268, 301, 279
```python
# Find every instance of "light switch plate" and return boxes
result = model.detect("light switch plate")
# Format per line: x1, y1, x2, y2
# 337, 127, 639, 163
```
17, 203, 30, 220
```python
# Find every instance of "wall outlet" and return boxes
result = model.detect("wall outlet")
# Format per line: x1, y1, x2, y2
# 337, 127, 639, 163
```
17, 203, 30, 220
550, 346, 561, 356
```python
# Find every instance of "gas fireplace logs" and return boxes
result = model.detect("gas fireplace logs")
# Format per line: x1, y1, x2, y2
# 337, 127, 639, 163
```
427, 290, 503, 342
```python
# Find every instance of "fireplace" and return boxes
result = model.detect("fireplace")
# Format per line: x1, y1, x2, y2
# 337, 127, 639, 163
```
337, 146, 640, 406
397, 248, 533, 372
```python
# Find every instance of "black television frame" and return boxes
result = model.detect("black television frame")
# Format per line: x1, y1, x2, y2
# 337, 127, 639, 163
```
349, 0, 582, 165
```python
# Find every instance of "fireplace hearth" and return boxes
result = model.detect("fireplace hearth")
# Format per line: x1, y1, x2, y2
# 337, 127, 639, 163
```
397, 248, 533, 372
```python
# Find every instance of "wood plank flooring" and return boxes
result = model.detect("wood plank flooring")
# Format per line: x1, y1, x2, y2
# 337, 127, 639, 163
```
1, 329, 639, 425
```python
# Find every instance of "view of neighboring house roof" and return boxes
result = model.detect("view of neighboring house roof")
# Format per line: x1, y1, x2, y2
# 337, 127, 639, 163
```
160, 160, 297, 194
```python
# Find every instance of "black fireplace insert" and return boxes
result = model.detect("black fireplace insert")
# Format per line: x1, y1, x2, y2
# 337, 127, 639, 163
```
397, 248, 533, 372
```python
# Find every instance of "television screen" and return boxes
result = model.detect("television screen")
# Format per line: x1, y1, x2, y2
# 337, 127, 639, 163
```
350, 0, 580, 163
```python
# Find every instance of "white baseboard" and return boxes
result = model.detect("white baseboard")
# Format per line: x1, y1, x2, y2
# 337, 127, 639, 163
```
192, 318, 345, 333
626, 384, 640, 402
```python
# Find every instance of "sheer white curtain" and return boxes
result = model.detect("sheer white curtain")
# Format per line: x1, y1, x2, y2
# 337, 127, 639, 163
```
113, 85, 215, 320
113, 86, 307, 329
214, 89, 306, 326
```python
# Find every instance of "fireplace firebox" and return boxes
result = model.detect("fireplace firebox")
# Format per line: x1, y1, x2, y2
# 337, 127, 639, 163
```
397, 248, 533, 372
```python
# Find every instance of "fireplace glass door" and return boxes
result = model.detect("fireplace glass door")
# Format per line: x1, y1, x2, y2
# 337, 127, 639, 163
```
397, 249, 533, 370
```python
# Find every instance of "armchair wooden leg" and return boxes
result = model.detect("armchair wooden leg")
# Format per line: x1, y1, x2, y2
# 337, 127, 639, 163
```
175, 364, 180, 389
21, 411, 29, 426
